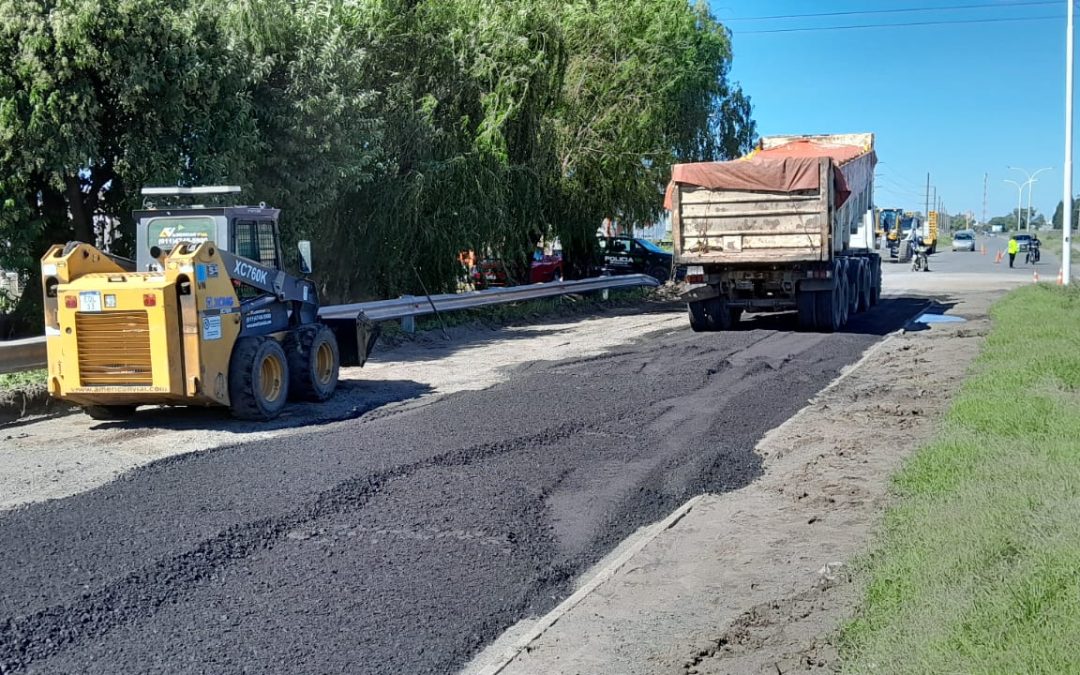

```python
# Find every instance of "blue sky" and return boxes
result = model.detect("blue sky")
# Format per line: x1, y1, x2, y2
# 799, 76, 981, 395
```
713, 0, 1074, 223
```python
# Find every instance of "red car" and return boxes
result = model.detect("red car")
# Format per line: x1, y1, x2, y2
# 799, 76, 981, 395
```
471, 253, 563, 288
529, 252, 563, 283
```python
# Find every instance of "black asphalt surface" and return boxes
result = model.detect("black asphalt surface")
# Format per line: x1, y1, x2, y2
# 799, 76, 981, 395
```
0, 298, 926, 674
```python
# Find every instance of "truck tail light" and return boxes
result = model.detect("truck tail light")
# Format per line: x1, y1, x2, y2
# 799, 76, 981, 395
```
143, 294, 157, 307
686, 266, 705, 284
64, 296, 77, 308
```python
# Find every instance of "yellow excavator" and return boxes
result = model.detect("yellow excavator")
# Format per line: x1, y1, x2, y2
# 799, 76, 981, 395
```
40, 186, 377, 421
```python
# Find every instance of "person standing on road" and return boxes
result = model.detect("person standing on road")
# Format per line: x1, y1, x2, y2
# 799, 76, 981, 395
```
1008, 236, 1019, 268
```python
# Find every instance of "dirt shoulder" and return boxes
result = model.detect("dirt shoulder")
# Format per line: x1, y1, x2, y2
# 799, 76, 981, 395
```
0, 302, 682, 512
473, 288, 1004, 675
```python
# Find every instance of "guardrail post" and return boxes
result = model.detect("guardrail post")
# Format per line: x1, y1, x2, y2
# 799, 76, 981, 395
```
400, 295, 416, 334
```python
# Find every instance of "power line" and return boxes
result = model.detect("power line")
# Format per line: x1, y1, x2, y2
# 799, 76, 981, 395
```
725, 0, 1058, 23
738, 14, 1062, 35
877, 169, 925, 191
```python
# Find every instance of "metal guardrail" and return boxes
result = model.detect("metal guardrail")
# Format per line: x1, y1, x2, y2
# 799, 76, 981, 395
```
0, 274, 658, 375
0, 337, 48, 375
319, 274, 659, 321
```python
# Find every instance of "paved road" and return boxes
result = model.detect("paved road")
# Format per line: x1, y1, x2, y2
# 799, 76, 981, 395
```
0, 294, 929, 674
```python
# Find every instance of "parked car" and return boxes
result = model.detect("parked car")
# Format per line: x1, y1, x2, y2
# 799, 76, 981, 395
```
1012, 233, 1034, 252
597, 236, 681, 283
951, 230, 976, 252
529, 252, 563, 283
471, 252, 563, 288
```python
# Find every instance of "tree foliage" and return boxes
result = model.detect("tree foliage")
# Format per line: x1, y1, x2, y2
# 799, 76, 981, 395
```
988, 208, 1043, 232
0, 0, 756, 332
1050, 198, 1080, 231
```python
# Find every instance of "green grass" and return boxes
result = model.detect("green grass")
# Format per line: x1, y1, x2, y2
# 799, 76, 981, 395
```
840, 285, 1080, 674
1037, 231, 1080, 260
0, 369, 46, 396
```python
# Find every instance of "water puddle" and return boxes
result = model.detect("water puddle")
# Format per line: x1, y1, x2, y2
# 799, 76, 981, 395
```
913, 313, 967, 324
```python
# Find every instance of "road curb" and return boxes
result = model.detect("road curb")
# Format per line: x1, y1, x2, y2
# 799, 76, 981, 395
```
476, 494, 706, 675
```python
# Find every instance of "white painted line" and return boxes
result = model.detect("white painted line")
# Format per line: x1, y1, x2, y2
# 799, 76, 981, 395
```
476, 494, 706, 675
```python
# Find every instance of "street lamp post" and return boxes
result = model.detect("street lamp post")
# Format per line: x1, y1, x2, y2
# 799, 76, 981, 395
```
1009, 166, 1053, 230
1064, 0, 1074, 285
1004, 179, 1026, 231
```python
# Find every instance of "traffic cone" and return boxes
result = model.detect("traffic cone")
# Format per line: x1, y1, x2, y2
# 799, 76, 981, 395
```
994, 251, 1003, 264
1033, 269, 1040, 283
981, 244, 987, 255
1057, 268, 1064, 285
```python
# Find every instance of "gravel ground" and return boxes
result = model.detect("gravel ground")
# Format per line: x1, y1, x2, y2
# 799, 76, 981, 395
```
0, 294, 921, 674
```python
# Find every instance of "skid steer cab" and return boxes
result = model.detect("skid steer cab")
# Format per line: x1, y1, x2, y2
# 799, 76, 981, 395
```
40, 186, 378, 422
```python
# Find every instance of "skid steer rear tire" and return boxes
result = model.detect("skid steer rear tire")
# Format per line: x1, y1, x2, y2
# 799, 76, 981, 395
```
285, 325, 340, 402
229, 337, 290, 420
84, 405, 138, 421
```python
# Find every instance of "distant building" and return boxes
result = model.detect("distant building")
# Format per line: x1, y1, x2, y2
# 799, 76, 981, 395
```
0, 270, 22, 301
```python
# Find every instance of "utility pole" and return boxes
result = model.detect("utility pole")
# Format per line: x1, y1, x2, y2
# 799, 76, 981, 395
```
982, 172, 988, 228
925, 173, 931, 217
1064, 0, 1074, 285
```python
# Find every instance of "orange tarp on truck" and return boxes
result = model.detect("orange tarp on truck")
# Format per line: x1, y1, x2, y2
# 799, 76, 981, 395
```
664, 138, 875, 210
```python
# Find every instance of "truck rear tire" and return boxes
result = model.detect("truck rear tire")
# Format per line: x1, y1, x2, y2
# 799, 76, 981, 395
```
688, 301, 709, 332
84, 405, 138, 421
285, 325, 341, 402
845, 263, 859, 317
856, 263, 871, 313
796, 290, 817, 330
708, 298, 733, 331
687, 297, 730, 331
838, 279, 850, 327
870, 259, 882, 306
814, 286, 840, 333
229, 336, 290, 420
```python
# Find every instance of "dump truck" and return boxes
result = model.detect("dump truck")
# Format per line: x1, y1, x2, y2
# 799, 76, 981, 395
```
666, 133, 882, 333
40, 186, 377, 421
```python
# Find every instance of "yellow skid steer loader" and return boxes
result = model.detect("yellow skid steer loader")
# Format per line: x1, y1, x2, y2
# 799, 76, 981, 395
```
40, 186, 377, 421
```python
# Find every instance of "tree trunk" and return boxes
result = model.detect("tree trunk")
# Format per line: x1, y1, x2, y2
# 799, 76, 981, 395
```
64, 174, 94, 244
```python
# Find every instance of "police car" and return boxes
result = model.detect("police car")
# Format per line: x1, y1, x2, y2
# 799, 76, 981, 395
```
597, 236, 682, 283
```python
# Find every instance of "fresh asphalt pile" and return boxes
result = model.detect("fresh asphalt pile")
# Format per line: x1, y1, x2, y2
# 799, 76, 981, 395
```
0, 299, 924, 674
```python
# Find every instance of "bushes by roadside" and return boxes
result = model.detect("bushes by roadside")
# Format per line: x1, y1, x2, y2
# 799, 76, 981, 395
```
841, 284, 1080, 673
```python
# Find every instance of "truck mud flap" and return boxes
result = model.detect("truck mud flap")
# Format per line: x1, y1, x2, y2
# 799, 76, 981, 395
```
323, 312, 381, 367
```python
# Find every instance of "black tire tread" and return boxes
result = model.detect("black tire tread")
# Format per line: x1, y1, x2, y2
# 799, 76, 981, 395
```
285, 325, 340, 402
229, 336, 289, 421
84, 405, 137, 421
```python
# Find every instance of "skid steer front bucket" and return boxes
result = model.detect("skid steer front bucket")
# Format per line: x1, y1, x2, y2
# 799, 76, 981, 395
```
323, 311, 380, 368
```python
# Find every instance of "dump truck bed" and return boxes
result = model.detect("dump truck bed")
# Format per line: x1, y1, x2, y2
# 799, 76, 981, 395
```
668, 133, 876, 265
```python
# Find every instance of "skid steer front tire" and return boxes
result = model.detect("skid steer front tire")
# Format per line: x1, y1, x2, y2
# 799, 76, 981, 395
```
285, 325, 340, 402
84, 405, 138, 421
229, 337, 290, 420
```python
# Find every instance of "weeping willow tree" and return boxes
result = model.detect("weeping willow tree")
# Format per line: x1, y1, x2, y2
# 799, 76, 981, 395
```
548, 0, 755, 275
315, 0, 565, 301
0, 0, 755, 331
